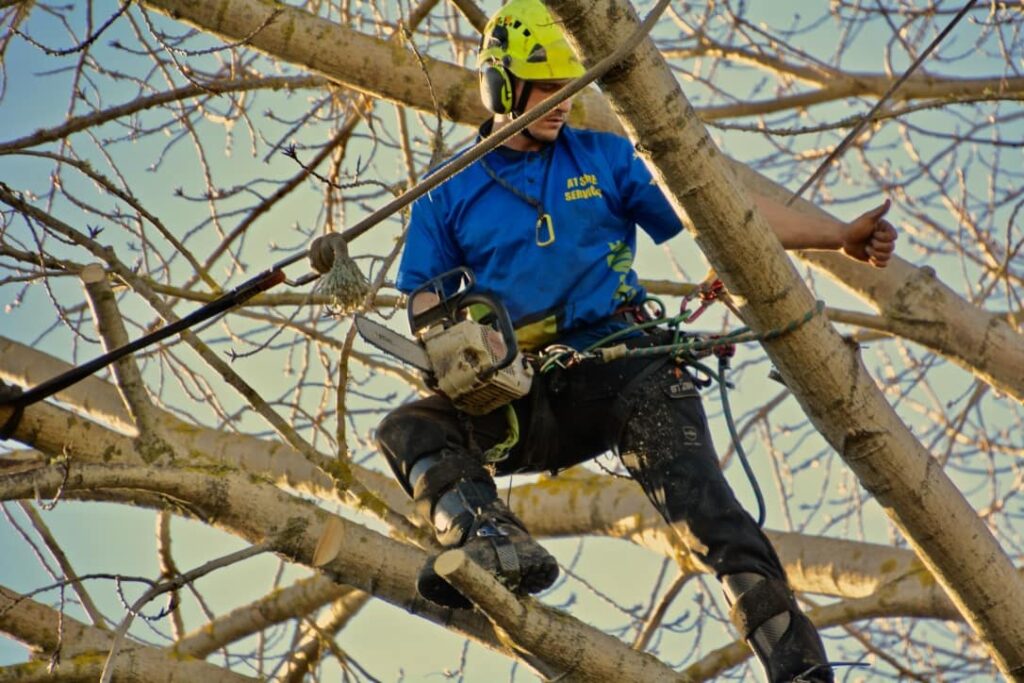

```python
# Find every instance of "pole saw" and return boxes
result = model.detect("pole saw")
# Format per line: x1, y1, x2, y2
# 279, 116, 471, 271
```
0, 251, 319, 440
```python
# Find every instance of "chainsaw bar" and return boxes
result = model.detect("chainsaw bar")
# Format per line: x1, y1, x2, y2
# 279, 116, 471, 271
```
354, 315, 432, 373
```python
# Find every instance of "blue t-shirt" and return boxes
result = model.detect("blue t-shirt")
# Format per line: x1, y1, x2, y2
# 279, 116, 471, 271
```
396, 125, 683, 350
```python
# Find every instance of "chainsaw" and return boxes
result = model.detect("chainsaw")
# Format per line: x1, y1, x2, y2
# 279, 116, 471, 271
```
355, 268, 533, 415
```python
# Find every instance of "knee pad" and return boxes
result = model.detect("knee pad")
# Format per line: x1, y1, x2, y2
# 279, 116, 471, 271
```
410, 450, 495, 520
724, 574, 832, 682
376, 405, 457, 493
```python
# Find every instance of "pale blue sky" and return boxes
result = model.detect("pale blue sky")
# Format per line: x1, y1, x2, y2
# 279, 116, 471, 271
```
1, 1, 1018, 680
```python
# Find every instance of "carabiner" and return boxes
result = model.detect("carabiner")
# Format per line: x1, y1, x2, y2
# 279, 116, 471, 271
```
535, 213, 555, 247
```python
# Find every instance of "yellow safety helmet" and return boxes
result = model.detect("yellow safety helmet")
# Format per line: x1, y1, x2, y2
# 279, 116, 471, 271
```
477, 0, 585, 115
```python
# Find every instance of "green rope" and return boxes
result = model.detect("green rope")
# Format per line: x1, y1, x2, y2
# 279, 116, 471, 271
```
533, 299, 825, 527
610, 300, 825, 361
538, 300, 686, 374
582, 313, 687, 352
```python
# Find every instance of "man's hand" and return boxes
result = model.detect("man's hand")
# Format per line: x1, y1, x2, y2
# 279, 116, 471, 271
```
308, 233, 349, 274
841, 200, 898, 268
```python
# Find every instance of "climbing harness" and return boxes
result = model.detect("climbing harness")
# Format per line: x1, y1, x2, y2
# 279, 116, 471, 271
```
536, 281, 826, 527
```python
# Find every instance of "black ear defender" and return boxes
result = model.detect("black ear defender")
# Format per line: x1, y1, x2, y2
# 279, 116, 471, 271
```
480, 61, 515, 114
479, 24, 516, 115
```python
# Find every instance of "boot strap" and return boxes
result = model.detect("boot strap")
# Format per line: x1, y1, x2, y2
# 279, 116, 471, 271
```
729, 578, 794, 641
492, 537, 522, 585
477, 527, 522, 586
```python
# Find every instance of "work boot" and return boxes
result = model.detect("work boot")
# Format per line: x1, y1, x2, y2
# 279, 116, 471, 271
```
724, 573, 834, 683
417, 498, 559, 609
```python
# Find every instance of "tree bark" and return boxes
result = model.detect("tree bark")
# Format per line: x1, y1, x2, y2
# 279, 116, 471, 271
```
0, 461, 682, 681
0, 336, 413, 515
547, 0, 1024, 678
0, 343, 996, 618
435, 549, 688, 682
2, 374, 1010, 678
0, 587, 256, 683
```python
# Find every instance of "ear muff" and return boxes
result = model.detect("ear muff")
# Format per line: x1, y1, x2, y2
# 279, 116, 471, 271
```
480, 63, 514, 115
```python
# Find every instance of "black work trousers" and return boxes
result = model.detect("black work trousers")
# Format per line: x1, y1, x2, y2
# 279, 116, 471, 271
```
376, 335, 787, 582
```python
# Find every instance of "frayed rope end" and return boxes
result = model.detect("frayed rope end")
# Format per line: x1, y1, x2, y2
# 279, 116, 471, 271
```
316, 241, 369, 314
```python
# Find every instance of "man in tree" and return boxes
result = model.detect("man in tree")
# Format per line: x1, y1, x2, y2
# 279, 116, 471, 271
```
313, 1, 895, 680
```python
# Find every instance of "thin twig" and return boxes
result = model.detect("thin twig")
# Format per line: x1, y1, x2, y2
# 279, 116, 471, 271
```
632, 571, 696, 652
155, 511, 186, 639
11, 1, 131, 56
18, 501, 108, 629
788, 0, 981, 204
99, 541, 273, 683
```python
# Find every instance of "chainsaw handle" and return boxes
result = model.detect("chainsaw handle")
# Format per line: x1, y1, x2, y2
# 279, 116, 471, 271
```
407, 267, 476, 331
407, 268, 520, 374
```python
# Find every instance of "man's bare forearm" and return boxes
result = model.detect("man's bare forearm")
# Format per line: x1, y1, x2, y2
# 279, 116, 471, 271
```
753, 194, 844, 251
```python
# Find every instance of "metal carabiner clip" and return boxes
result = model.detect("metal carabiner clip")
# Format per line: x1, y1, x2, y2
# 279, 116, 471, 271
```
535, 213, 555, 247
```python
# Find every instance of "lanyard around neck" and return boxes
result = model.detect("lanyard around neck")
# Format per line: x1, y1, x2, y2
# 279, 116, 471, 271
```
479, 148, 556, 247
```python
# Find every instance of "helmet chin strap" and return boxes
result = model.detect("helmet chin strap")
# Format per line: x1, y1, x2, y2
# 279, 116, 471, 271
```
508, 80, 546, 145
519, 127, 543, 143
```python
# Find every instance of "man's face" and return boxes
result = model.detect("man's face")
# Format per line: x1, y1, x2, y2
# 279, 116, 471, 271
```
518, 80, 572, 143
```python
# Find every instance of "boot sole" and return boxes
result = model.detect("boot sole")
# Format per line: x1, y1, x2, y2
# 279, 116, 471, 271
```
417, 555, 559, 609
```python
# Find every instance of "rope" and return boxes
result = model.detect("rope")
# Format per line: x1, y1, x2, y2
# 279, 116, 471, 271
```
714, 356, 766, 527
535, 299, 826, 527
606, 300, 825, 361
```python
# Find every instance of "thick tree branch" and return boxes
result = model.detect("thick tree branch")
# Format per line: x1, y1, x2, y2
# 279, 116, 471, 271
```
175, 576, 353, 659
548, 0, 1024, 676
279, 588, 371, 683
0, 464, 592, 681
0, 586, 255, 683
0, 390, 985, 621
0, 340, 413, 515
435, 549, 684, 682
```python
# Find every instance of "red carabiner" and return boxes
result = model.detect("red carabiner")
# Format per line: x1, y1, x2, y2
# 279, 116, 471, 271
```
683, 279, 724, 323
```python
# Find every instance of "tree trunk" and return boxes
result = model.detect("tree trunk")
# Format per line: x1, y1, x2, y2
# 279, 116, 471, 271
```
547, 0, 1024, 678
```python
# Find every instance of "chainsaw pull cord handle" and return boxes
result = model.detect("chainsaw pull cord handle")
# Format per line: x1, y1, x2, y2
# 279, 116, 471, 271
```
0, 266, 287, 438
